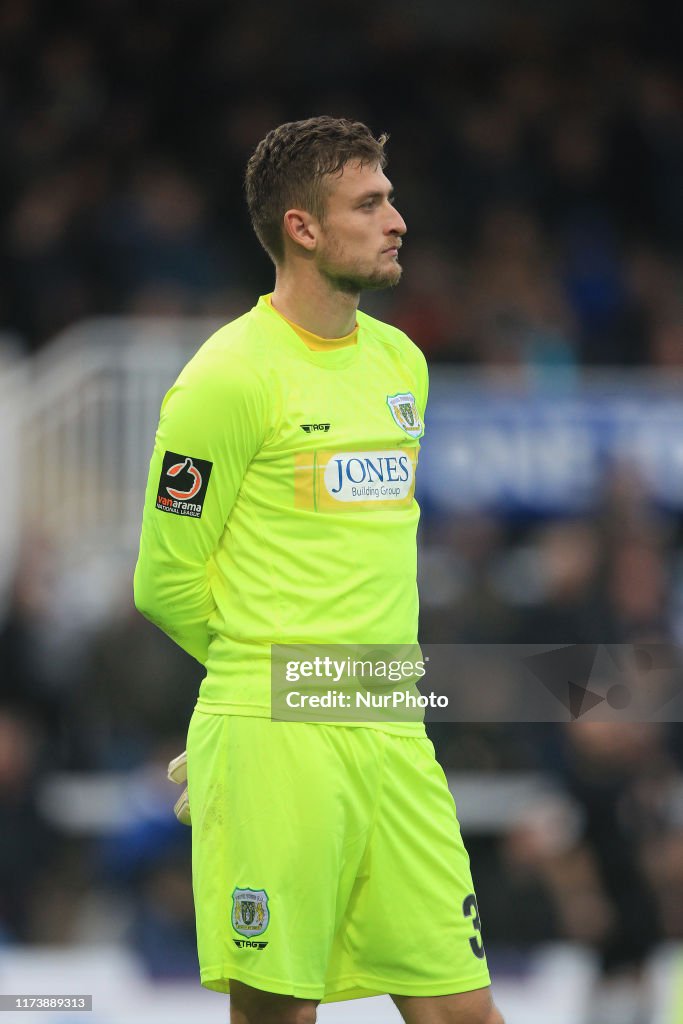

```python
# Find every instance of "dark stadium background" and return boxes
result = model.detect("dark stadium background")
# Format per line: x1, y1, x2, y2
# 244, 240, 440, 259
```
0, 1, 681, 1021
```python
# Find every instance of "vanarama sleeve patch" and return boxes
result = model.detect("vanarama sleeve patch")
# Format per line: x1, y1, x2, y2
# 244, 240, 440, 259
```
156, 451, 213, 518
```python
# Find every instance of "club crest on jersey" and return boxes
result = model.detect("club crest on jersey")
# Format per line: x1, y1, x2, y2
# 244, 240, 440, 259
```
387, 393, 423, 438
231, 888, 269, 937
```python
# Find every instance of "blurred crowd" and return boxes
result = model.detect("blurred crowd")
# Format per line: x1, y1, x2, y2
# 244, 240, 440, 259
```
0, 0, 681, 366
1, 0, 682, 1020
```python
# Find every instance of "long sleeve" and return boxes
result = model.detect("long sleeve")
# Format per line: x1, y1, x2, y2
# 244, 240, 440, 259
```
133, 340, 268, 663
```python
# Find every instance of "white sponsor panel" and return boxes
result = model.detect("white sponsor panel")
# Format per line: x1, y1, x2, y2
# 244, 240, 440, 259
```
323, 450, 414, 502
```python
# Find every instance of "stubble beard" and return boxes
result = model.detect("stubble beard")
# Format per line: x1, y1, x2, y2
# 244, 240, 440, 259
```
318, 248, 403, 295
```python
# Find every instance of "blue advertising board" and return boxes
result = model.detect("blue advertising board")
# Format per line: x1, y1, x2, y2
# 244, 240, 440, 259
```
418, 375, 683, 515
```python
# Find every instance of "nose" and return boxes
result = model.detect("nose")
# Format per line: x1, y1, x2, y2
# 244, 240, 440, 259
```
387, 204, 407, 238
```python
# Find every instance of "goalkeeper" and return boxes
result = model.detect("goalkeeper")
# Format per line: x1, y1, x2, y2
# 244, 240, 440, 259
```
135, 116, 502, 1024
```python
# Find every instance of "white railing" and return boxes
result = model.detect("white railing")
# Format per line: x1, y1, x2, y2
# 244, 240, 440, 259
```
20, 318, 221, 558
0, 349, 28, 610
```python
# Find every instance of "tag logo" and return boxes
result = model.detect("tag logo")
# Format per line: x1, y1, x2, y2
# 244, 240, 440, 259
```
156, 452, 212, 518
387, 392, 423, 438
300, 423, 330, 433
231, 887, 270, 937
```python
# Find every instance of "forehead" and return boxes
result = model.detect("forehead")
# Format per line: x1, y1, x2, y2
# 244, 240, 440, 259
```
326, 160, 392, 203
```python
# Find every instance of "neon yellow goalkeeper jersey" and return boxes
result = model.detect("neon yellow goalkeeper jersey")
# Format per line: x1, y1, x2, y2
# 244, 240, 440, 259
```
134, 294, 428, 733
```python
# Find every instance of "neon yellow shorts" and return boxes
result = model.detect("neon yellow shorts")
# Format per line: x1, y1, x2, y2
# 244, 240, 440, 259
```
186, 710, 491, 1003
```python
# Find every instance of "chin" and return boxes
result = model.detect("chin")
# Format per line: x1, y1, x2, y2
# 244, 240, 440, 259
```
366, 266, 402, 290
337, 269, 402, 293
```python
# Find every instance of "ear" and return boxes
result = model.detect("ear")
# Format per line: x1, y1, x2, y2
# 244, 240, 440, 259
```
282, 208, 318, 253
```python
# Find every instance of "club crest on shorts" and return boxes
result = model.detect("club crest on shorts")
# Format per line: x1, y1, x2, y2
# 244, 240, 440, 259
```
231, 887, 270, 937
386, 392, 423, 438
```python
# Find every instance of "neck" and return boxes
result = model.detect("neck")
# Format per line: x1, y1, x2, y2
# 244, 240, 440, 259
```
271, 263, 359, 338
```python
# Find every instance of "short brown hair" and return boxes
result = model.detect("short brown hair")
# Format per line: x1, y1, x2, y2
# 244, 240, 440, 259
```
245, 116, 388, 264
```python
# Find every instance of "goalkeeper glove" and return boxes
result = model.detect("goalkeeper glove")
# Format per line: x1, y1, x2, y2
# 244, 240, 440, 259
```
167, 749, 191, 825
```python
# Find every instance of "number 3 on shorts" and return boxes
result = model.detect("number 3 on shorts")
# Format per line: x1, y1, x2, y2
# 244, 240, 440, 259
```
462, 893, 486, 960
